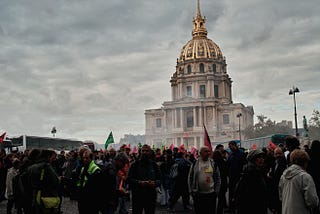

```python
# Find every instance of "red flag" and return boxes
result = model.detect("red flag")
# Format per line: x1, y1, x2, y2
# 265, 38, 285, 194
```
178, 144, 186, 153
190, 146, 198, 158
268, 141, 277, 150
251, 143, 257, 150
169, 143, 175, 151
0, 132, 6, 144
203, 124, 213, 153
131, 146, 138, 154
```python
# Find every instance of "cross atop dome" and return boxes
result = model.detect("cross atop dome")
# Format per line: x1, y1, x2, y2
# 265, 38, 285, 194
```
192, 0, 208, 38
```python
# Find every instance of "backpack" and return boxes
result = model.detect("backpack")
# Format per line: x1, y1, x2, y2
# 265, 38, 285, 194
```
169, 163, 179, 178
13, 170, 30, 204
170, 159, 191, 179
177, 160, 191, 178
233, 173, 247, 207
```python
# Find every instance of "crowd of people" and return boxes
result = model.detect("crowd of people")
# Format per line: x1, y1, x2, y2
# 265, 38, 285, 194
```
0, 136, 319, 214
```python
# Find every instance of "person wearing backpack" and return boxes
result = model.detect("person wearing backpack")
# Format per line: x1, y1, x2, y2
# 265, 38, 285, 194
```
98, 152, 130, 214
168, 150, 192, 211
188, 146, 221, 214
16, 149, 41, 214
28, 149, 61, 214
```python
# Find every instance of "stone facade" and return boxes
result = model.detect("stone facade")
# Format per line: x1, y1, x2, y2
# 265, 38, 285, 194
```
145, 0, 254, 149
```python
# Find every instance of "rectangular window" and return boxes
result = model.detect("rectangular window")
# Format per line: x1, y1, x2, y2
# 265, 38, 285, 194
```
196, 107, 199, 126
214, 85, 219, 98
223, 114, 229, 124
187, 86, 192, 97
200, 85, 206, 98
176, 108, 181, 128
212, 64, 216, 73
186, 111, 194, 128
156, 118, 161, 128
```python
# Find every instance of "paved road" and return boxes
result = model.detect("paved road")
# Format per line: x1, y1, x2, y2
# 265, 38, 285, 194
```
0, 196, 195, 214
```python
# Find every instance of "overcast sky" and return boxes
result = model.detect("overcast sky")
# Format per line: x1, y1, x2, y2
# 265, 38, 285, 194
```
1, 0, 319, 144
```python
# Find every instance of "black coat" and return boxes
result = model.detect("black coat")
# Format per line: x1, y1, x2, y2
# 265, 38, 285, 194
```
269, 157, 287, 210
235, 162, 268, 214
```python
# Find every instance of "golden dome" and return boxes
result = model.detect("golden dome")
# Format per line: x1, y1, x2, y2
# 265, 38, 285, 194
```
179, 38, 223, 62
178, 0, 223, 63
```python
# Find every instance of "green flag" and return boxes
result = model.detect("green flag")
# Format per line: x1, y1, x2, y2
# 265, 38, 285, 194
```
105, 131, 114, 149
138, 142, 142, 149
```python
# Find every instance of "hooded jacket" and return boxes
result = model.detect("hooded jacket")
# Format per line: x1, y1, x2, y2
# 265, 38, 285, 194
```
279, 164, 319, 214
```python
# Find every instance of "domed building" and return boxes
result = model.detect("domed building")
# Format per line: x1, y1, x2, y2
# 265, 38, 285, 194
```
145, 0, 254, 149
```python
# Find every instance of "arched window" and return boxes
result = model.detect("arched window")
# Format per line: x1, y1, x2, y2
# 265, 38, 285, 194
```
200, 63, 204, 73
212, 64, 216, 73
187, 65, 192, 74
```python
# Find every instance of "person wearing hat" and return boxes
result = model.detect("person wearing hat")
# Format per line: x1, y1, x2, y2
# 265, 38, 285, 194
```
234, 149, 269, 214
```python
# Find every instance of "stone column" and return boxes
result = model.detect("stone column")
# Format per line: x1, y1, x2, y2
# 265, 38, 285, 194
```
199, 106, 203, 125
180, 108, 183, 129
193, 107, 197, 128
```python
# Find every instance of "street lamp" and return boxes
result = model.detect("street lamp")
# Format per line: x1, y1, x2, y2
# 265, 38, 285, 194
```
289, 86, 300, 137
236, 113, 242, 147
51, 126, 57, 137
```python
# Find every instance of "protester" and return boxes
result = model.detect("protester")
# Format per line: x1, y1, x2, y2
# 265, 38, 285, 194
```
6, 158, 22, 214
307, 140, 320, 214
284, 135, 300, 166
279, 149, 319, 214
227, 140, 247, 212
16, 148, 41, 214
28, 149, 61, 214
159, 152, 173, 207
127, 144, 161, 214
61, 150, 78, 199
168, 150, 192, 211
115, 152, 130, 214
234, 149, 269, 214
76, 149, 101, 214
98, 152, 129, 214
0, 149, 8, 202
212, 150, 228, 214
188, 146, 221, 214
268, 147, 287, 214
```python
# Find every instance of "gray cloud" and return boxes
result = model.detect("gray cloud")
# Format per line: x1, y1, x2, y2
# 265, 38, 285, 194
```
0, 0, 319, 143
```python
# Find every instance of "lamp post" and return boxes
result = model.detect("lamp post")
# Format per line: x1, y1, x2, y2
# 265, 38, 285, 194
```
236, 113, 242, 147
51, 126, 57, 137
289, 86, 300, 137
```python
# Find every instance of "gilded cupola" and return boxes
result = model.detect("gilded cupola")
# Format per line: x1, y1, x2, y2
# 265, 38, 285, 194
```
178, 0, 224, 63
